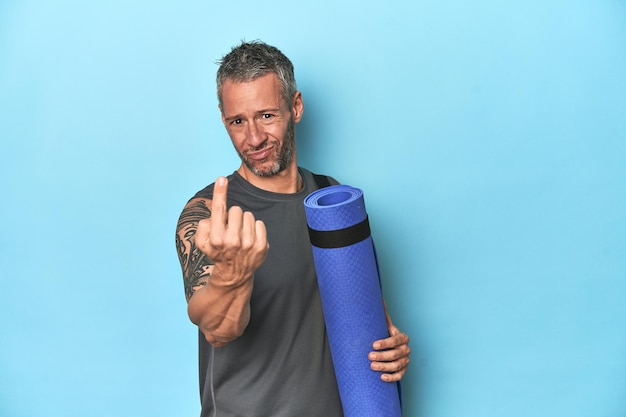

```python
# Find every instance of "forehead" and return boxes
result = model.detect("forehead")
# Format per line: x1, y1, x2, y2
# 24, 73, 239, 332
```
220, 73, 283, 115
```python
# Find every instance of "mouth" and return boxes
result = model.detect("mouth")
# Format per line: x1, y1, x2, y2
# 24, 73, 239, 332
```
246, 145, 275, 162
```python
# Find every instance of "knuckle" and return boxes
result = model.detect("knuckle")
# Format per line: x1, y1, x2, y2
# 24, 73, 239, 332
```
208, 234, 225, 249
222, 234, 241, 249
211, 200, 225, 213
240, 236, 255, 250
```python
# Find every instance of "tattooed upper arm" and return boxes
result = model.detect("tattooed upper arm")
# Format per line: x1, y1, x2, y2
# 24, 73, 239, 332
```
176, 198, 214, 301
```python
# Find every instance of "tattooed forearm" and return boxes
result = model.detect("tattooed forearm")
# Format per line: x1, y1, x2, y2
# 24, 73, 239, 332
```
176, 198, 214, 301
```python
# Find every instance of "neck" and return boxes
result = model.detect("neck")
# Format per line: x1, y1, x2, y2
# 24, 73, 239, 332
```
237, 162, 302, 194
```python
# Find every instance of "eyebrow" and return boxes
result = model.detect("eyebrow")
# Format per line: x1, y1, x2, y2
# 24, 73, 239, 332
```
224, 107, 282, 123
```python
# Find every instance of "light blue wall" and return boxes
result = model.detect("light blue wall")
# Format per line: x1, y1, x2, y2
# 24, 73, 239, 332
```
1, 1, 625, 416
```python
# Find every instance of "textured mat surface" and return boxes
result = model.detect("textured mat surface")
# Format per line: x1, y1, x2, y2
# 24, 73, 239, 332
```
304, 185, 402, 417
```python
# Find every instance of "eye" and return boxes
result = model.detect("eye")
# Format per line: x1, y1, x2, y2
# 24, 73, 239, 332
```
231, 118, 243, 126
261, 113, 274, 120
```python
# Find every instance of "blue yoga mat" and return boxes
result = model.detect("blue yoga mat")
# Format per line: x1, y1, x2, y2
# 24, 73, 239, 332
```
304, 185, 402, 417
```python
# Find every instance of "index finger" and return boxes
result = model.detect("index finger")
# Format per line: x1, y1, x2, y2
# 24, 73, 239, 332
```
210, 176, 229, 227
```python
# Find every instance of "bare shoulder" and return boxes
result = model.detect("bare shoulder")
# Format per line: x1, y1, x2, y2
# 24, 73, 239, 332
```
175, 197, 214, 301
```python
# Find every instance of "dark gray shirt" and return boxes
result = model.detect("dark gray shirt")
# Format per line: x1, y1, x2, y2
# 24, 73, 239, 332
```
193, 168, 343, 417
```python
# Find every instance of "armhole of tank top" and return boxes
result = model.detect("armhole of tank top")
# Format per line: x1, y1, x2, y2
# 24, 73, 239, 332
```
312, 173, 331, 189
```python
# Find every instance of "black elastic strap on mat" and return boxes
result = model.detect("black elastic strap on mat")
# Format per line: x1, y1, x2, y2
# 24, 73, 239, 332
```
308, 216, 371, 249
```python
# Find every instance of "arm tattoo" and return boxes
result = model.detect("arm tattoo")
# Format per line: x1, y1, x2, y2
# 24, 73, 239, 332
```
176, 198, 213, 301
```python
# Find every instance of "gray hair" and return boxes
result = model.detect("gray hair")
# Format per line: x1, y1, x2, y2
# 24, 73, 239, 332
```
216, 40, 297, 109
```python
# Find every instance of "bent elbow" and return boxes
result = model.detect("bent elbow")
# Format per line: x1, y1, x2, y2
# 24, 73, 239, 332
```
203, 331, 236, 348
200, 323, 244, 347
186, 291, 250, 347
187, 299, 203, 327
188, 306, 245, 348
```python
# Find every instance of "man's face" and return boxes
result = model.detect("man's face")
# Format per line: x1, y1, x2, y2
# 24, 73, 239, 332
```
220, 73, 302, 177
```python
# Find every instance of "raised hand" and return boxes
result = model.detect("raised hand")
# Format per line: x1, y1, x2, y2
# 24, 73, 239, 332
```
195, 176, 269, 287
187, 176, 269, 346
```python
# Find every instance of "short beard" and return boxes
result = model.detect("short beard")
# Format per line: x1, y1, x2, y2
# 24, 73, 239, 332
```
238, 117, 295, 177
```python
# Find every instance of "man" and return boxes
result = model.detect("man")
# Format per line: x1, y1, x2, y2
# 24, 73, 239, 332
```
175, 40, 410, 416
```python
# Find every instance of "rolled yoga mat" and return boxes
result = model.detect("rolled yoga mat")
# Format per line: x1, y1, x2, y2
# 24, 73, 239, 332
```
304, 184, 402, 417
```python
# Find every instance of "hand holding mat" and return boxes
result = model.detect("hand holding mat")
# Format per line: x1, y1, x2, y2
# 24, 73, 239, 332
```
304, 185, 402, 417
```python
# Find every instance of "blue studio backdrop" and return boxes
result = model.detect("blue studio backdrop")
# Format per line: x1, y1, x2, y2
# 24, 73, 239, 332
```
1, 1, 625, 416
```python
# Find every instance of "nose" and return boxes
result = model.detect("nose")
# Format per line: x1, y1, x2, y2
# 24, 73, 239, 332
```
246, 120, 267, 147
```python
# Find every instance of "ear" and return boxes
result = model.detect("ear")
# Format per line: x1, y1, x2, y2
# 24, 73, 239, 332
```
291, 91, 304, 123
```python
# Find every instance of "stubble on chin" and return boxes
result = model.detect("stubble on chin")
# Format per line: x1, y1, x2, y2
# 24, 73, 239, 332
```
238, 144, 282, 177
238, 120, 295, 178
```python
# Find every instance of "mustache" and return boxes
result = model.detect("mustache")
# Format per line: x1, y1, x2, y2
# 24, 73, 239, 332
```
246, 140, 274, 153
